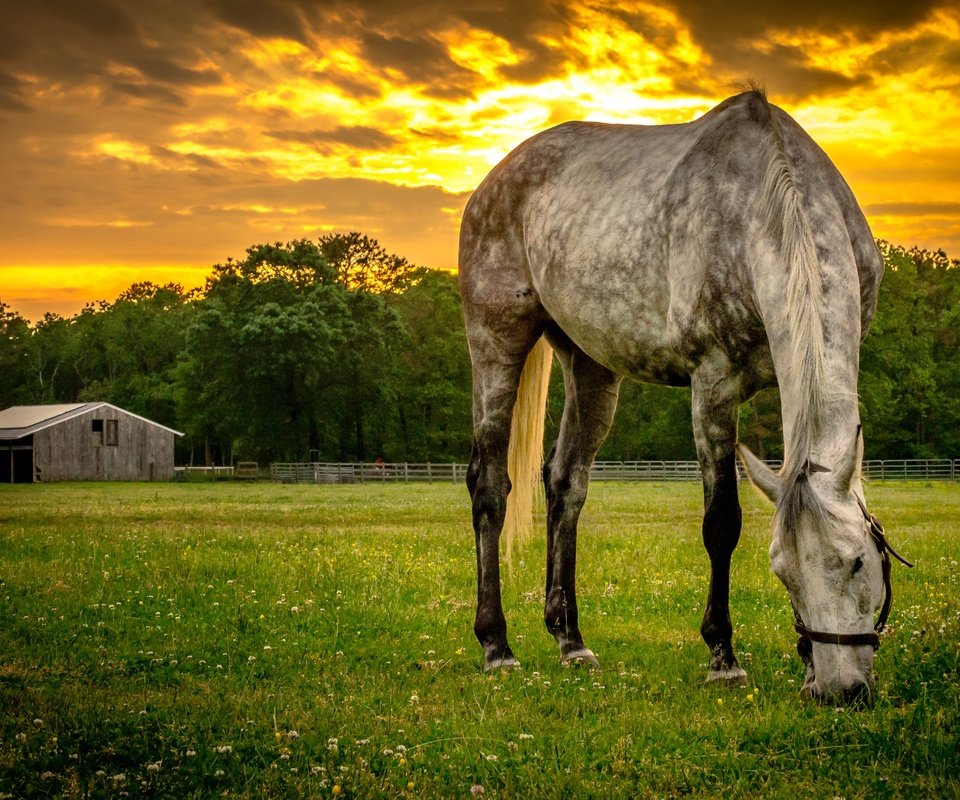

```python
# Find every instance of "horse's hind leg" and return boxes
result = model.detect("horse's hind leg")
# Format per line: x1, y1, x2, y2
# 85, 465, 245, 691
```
465, 309, 544, 671
691, 361, 748, 686
542, 334, 621, 665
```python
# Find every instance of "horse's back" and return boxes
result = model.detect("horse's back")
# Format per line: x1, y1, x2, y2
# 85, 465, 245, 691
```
459, 92, 882, 381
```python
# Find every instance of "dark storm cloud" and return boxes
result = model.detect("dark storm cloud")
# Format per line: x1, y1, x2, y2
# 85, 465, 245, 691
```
719, 42, 871, 99
359, 32, 479, 98
267, 125, 399, 150
108, 80, 189, 107
0, 71, 31, 113
130, 55, 222, 87
867, 31, 960, 73
459, 2, 574, 83
202, 0, 309, 41
662, 0, 946, 96
667, 0, 943, 49
319, 69, 382, 100
319, 0, 574, 85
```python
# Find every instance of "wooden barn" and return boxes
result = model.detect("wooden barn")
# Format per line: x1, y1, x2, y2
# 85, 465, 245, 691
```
0, 403, 182, 483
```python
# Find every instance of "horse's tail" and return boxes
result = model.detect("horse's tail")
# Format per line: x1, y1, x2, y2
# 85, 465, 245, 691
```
503, 336, 553, 562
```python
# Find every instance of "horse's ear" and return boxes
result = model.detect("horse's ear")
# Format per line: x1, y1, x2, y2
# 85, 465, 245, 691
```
737, 443, 782, 504
835, 425, 863, 493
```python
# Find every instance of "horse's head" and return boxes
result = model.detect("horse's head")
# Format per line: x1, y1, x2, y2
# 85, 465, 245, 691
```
739, 432, 891, 705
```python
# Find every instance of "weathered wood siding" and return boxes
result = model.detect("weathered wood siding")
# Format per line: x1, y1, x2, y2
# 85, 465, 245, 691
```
33, 407, 174, 481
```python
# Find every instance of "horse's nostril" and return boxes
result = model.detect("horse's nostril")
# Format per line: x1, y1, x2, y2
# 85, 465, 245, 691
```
808, 682, 874, 707
842, 682, 873, 708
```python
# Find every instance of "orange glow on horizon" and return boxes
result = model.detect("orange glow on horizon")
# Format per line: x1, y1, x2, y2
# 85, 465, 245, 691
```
2, 2, 958, 320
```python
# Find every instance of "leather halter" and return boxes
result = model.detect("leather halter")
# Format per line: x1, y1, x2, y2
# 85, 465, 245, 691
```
794, 497, 913, 660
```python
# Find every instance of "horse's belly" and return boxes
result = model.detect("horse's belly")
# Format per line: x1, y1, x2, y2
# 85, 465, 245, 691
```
535, 267, 693, 384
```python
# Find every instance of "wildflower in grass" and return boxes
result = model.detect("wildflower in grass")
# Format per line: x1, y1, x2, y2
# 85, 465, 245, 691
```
716, 698, 723, 706
287, 730, 299, 739
471, 785, 484, 796
328, 737, 339, 753
407, 781, 415, 790
214, 745, 233, 754
333, 785, 342, 795
146, 762, 161, 773
519, 733, 533, 741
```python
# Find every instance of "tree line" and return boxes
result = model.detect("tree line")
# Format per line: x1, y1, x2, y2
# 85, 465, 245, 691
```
2, 235, 958, 465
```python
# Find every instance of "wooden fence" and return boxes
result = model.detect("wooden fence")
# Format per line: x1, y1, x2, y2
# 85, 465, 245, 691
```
268, 459, 960, 485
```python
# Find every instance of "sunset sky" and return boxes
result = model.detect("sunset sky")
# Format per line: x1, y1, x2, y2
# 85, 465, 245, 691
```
3, 0, 959, 320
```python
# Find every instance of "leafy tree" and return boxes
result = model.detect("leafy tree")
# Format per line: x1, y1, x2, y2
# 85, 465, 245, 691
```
319, 232, 420, 294
0, 302, 32, 407
387, 269, 472, 460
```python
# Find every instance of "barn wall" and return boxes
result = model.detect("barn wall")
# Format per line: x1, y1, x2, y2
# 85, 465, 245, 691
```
33, 407, 175, 481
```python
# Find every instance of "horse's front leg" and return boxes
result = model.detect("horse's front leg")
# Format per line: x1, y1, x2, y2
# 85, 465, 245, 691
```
692, 364, 748, 686
543, 343, 620, 665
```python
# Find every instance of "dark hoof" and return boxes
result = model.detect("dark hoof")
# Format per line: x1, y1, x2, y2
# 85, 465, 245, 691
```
705, 665, 747, 687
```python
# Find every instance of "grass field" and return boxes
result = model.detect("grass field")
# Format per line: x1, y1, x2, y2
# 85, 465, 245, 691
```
0, 481, 958, 799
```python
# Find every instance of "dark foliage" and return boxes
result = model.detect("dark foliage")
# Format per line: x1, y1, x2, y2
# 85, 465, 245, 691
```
1, 238, 957, 465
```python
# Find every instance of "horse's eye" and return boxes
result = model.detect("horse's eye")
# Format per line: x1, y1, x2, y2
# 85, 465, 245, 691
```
852, 556, 864, 575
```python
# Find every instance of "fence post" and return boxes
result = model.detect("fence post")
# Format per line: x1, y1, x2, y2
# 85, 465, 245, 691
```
427, 462, 433, 483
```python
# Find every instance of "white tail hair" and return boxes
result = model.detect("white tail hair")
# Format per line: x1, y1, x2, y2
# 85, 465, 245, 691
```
503, 337, 553, 561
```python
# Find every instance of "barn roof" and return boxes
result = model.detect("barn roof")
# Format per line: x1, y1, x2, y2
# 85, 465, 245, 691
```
0, 403, 183, 440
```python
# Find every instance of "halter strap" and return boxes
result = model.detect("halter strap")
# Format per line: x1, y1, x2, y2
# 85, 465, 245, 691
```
793, 498, 912, 658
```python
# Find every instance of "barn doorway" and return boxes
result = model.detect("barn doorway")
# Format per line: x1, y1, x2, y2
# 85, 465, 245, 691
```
1, 441, 34, 483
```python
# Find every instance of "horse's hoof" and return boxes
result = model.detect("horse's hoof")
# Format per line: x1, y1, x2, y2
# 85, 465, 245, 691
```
483, 656, 520, 672
561, 648, 599, 668
705, 666, 748, 687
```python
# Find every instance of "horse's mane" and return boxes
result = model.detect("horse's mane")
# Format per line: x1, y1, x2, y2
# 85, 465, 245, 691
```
753, 90, 832, 527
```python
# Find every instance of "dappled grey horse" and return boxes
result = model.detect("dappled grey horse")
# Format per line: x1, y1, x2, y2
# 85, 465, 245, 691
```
459, 90, 910, 703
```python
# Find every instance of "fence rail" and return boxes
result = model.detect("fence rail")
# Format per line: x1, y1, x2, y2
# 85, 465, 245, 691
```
268, 459, 959, 484
174, 465, 235, 480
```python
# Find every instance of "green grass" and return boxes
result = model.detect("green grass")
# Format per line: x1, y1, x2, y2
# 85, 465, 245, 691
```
0, 481, 958, 798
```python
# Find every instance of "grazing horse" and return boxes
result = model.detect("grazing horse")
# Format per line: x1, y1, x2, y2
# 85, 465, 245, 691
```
459, 90, 905, 703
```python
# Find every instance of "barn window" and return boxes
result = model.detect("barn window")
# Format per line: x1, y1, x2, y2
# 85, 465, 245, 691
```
105, 419, 119, 446
91, 419, 104, 445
